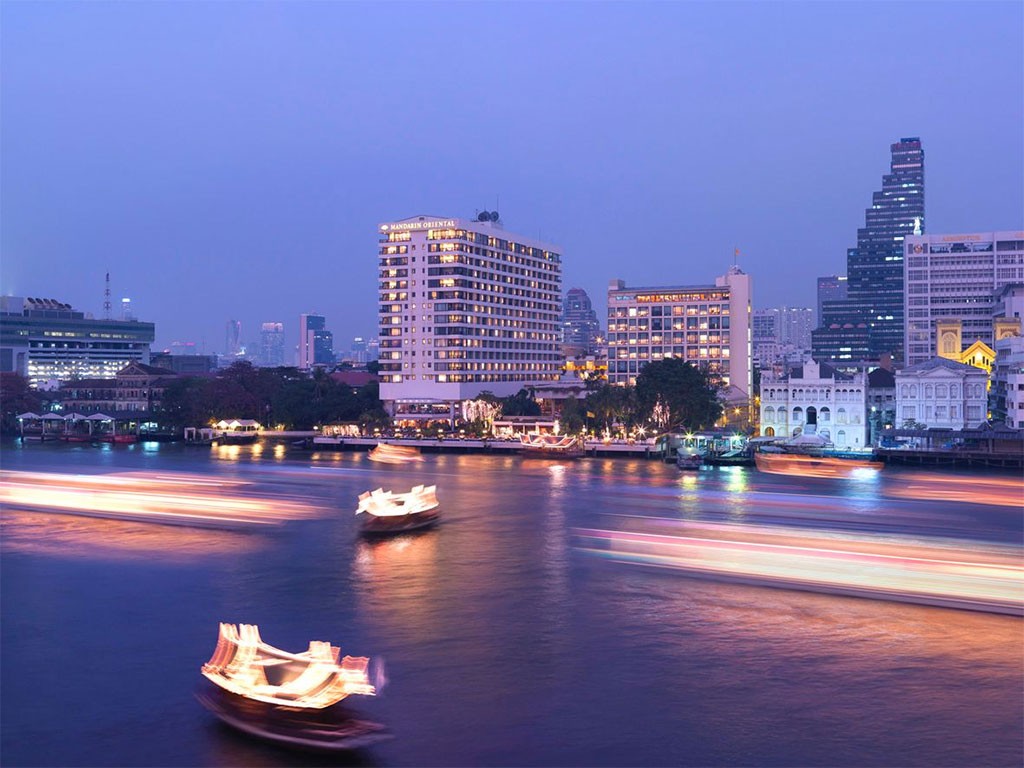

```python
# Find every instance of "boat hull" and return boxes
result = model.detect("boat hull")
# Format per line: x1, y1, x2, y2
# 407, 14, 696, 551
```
196, 684, 389, 752
755, 452, 883, 478
360, 508, 440, 535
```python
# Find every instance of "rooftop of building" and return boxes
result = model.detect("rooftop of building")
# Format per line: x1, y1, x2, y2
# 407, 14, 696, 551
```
900, 357, 985, 375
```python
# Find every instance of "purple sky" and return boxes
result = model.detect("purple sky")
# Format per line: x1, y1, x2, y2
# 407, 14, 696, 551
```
3, 1, 1022, 357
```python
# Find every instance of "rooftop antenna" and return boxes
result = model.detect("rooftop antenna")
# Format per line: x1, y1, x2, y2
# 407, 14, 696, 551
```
733, 247, 740, 267
103, 272, 111, 319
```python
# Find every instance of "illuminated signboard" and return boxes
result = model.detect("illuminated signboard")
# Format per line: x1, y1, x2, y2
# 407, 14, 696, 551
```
380, 219, 457, 232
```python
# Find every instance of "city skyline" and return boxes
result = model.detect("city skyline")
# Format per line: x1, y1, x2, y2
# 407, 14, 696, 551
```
2, 2, 1022, 352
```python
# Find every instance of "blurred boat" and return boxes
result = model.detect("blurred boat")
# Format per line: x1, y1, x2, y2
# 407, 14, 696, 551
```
754, 451, 883, 478
356, 485, 440, 534
676, 452, 704, 470
368, 443, 424, 464
519, 433, 582, 458
198, 623, 388, 751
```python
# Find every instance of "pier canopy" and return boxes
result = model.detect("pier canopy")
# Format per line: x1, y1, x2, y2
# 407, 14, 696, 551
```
201, 623, 375, 709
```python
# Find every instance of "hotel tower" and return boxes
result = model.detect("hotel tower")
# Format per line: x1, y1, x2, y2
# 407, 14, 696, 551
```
377, 213, 563, 422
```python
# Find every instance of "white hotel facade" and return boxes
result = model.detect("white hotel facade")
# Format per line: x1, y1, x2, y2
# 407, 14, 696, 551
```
377, 214, 563, 421
904, 231, 1024, 366
606, 266, 752, 396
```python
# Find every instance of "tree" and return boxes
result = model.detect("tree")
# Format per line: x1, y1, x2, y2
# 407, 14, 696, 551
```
585, 383, 636, 434
501, 388, 541, 417
0, 373, 42, 433
558, 395, 585, 434
634, 358, 722, 431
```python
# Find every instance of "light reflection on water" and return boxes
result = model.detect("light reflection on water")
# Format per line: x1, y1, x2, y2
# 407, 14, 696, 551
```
0, 440, 1021, 767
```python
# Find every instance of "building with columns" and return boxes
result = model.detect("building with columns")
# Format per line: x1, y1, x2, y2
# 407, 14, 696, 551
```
759, 359, 868, 450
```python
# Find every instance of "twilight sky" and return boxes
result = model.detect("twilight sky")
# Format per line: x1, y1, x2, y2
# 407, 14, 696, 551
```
2, 1, 1022, 356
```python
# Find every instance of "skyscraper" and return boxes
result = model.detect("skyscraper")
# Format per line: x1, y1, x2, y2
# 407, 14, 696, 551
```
816, 275, 848, 326
812, 137, 924, 363
225, 319, 242, 358
561, 287, 602, 353
299, 313, 333, 368
260, 322, 285, 367
377, 212, 562, 421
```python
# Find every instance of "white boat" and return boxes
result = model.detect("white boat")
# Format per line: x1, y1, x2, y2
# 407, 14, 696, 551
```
356, 485, 440, 534
197, 623, 388, 751
368, 443, 424, 464
519, 433, 582, 458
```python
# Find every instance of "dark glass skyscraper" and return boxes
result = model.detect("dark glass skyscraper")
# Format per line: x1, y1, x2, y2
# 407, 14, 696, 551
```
561, 287, 601, 352
812, 137, 924, 363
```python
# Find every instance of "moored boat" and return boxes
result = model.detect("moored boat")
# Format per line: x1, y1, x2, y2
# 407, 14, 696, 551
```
356, 485, 440, 534
676, 452, 704, 470
519, 433, 582, 458
198, 623, 388, 751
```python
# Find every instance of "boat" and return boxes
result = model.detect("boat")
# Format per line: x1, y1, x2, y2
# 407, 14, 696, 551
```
215, 419, 261, 444
676, 452, 704, 470
519, 433, 582, 458
356, 485, 440, 534
754, 451, 883, 479
368, 443, 424, 464
198, 623, 388, 751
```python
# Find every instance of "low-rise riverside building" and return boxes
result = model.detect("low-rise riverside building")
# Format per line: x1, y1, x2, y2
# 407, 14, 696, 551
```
895, 357, 989, 430
606, 266, 752, 396
759, 360, 868, 449
0, 296, 155, 387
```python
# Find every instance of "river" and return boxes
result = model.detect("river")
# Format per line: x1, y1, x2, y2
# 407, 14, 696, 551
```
1, 440, 1021, 767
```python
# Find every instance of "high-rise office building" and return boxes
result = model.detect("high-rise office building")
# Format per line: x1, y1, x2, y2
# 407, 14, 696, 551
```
298, 313, 333, 368
812, 137, 925, 363
606, 266, 752, 395
377, 212, 562, 421
0, 296, 155, 387
260, 322, 285, 367
753, 307, 813, 368
561, 287, 602, 353
903, 231, 1024, 365
816, 275, 848, 326
350, 337, 369, 365
225, 319, 242, 358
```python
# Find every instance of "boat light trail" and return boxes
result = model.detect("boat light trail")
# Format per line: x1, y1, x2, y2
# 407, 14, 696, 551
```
575, 521, 1024, 616
0, 470, 324, 527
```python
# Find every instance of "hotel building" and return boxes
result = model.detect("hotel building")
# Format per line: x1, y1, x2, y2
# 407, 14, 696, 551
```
605, 266, 752, 395
0, 296, 154, 387
904, 231, 1024, 365
377, 213, 562, 421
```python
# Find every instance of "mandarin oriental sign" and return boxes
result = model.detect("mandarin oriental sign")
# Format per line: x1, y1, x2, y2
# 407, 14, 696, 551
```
381, 219, 457, 232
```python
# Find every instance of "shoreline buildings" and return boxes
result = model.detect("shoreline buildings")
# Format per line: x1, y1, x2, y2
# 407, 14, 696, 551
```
605, 265, 752, 396
377, 212, 562, 422
0, 296, 155, 387
813, 137, 925, 364
903, 231, 1024, 366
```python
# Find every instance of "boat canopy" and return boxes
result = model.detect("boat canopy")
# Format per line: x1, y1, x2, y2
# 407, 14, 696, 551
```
202, 623, 374, 709
356, 485, 438, 517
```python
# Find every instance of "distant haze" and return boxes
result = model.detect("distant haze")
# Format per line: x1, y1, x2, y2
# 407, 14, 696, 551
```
2, 1, 1021, 354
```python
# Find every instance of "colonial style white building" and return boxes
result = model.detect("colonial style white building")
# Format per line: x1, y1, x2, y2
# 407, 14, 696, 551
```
759, 360, 868, 450
895, 358, 989, 430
